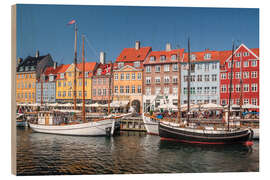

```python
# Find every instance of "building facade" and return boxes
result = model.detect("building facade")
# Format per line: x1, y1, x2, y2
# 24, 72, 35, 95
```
114, 41, 151, 113
219, 44, 259, 108
143, 45, 184, 111
181, 50, 220, 105
16, 51, 54, 103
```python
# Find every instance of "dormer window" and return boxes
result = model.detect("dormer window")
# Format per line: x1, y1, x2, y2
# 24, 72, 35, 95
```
150, 56, 156, 62
25, 66, 29, 71
243, 52, 249, 56
204, 53, 211, 60
160, 55, 166, 62
235, 53, 241, 57
134, 61, 140, 67
30, 66, 35, 71
85, 72, 88, 78
49, 75, 54, 82
97, 68, 102, 75
118, 62, 124, 68
60, 73, 65, 79
19, 67, 24, 72
191, 54, 196, 61
171, 54, 177, 60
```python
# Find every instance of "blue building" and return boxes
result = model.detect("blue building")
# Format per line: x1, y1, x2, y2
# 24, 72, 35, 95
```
180, 50, 220, 105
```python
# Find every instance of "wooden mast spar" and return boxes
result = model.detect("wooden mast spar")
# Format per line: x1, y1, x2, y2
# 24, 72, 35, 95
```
82, 35, 86, 123
187, 38, 191, 124
108, 62, 113, 114
73, 23, 78, 111
239, 47, 243, 119
177, 51, 182, 124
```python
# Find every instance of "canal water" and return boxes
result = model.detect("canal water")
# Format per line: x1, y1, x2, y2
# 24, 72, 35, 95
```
16, 127, 259, 175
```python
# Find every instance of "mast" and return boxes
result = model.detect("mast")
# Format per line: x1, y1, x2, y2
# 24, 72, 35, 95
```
187, 38, 191, 124
108, 62, 113, 114
177, 51, 182, 124
82, 35, 86, 123
227, 42, 235, 130
73, 23, 78, 110
40, 72, 44, 106
239, 48, 243, 119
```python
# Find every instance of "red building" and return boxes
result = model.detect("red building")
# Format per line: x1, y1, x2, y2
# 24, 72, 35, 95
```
219, 44, 259, 111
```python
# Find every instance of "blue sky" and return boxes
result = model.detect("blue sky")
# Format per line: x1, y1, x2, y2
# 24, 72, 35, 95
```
16, 4, 259, 64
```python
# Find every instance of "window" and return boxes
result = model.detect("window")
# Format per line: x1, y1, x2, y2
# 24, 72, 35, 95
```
235, 53, 241, 57
243, 52, 249, 56
191, 54, 196, 61
251, 71, 258, 78
191, 75, 195, 82
221, 73, 226, 79
132, 85, 135, 93
164, 76, 170, 84
125, 86, 129, 93
155, 87, 161, 94
132, 73, 136, 80
191, 87, 195, 94
120, 73, 124, 80
155, 65, 161, 72
251, 60, 257, 67
171, 54, 177, 60
172, 64, 178, 71
68, 81, 72, 87
244, 61, 249, 67
160, 55, 166, 61
134, 61, 140, 67
120, 86, 124, 93
211, 74, 217, 81
204, 53, 211, 60
18, 83, 20, 89
204, 87, 210, 94
63, 91, 66, 97
150, 56, 156, 62
243, 72, 249, 79
236, 61, 240, 68
244, 98, 249, 104
85, 72, 88, 78
58, 91, 61, 97
146, 77, 151, 84
137, 73, 142, 80
25, 82, 27, 89
244, 84, 249, 92
98, 89, 102, 95
251, 83, 258, 92
221, 85, 227, 93
146, 66, 151, 73
114, 86, 118, 93
183, 87, 187, 94
172, 76, 178, 83
236, 99, 240, 105
79, 80, 82, 86
211, 99, 217, 104
251, 98, 257, 105
126, 73, 130, 80
98, 78, 102, 84
235, 72, 240, 79
28, 83, 31, 88
114, 74, 118, 80
155, 77, 161, 84
191, 64, 195, 73
236, 84, 241, 92
68, 91, 72, 97
221, 99, 227, 105
60, 73, 64, 79
197, 87, 202, 94
212, 63, 217, 69
204, 64, 209, 71
204, 75, 210, 81
229, 84, 234, 92
146, 87, 151, 95
164, 87, 170, 95
118, 62, 124, 68
228, 62, 232, 68
211, 87, 217, 94
103, 89, 106, 96
228, 72, 233, 79
58, 81, 61, 87
164, 64, 170, 72
184, 76, 188, 82
197, 64, 202, 70
138, 86, 142, 93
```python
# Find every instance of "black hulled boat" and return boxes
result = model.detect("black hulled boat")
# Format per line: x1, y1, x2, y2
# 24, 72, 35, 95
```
158, 39, 254, 145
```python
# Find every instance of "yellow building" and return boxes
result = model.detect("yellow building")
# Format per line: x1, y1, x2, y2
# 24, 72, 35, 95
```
16, 72, 36, 103
55, 62, 97, 103
113, 65, 143, 113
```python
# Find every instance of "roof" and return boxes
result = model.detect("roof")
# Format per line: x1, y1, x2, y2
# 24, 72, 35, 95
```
93, 63, 112, 76
16, 54, 48, 72
182, 49, 220, 63
77, 62, 97, 72
144, 49, 185, 65
116, 47, 152, 62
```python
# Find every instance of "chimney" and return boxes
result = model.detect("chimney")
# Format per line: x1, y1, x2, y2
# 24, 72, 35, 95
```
53, 62, 58, 69
135, 41, 140, 50
17, 57, 22, 66
100, 51, 105, 64
166, 43, 171, 51
36, 50, 39, 58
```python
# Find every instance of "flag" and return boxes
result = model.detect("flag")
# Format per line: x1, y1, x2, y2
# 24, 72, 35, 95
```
67, 19, 76, 25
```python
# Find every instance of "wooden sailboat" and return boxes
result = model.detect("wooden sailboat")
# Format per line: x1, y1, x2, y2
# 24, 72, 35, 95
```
158, 39, 254, 145
29, 21, 134, 136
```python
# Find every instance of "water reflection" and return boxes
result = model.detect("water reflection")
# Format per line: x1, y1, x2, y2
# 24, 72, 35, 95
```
16, 128, 259, 175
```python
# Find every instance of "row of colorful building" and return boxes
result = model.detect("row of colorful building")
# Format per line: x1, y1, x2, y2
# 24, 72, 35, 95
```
16, 41, 259, 113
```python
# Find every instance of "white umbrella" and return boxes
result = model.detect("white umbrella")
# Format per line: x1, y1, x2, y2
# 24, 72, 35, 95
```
242, 104, 259, 109
201, 103, 223, 110
158, 103, 177, 109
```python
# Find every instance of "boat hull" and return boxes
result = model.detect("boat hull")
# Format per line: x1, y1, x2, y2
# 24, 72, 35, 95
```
142, 113, 159, 135
159, 122, 252, 144
29, 119, 114, 136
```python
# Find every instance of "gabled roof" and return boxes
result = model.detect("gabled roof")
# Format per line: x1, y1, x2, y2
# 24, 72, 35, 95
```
182, 49, 220, 63
116, 47, 152, 62
55, 64, 70, 74
114, 64, 142, 72
93, 63, 112, 76
219, 50, 232, 65
224, 44, 259, 63
144, 49, 185, 65
77, 62, 97, 72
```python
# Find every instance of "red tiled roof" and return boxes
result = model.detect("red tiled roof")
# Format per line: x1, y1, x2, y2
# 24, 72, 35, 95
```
182, 49, 220, 63
116, 47, 152, 62
77, 62, 97, 72
250, 48, 259, 57
144, 49, 185, 65
93, 63, 113, 76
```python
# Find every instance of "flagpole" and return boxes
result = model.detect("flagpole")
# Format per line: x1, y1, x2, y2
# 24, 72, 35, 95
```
73, 22, 77, 110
